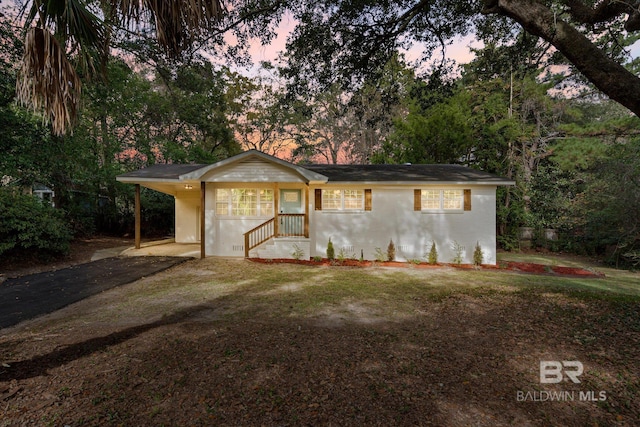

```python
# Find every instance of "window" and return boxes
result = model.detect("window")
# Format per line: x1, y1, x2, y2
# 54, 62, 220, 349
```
322, 189, 343, 210
318, 189, 370, 211
421, 190, 440, 210
415, 189, 467, 211
443, 190, 463, 210
343, 190, 364, 210
215, 189, 230, 215
215, 188, 274, 216
258, 189, 274, 216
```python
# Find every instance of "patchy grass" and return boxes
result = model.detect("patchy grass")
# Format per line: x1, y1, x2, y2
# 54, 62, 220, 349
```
1, 258, 639, 426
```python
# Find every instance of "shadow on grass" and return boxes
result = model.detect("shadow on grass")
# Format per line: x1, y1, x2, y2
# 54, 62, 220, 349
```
0, 304, 213, 382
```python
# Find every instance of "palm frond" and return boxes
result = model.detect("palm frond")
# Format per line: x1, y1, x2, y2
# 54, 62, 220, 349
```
16, 27, 81, 136
114, 0, 223, 57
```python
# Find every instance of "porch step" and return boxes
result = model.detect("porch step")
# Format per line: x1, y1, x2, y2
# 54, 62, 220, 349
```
252, 237, 310, 260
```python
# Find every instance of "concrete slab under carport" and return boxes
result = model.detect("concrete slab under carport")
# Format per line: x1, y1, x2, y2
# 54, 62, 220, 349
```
89, 239, 201, 260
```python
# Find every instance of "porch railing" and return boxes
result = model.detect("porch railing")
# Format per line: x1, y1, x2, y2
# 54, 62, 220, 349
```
278, 213, 305, 237
243, 214, 306, 257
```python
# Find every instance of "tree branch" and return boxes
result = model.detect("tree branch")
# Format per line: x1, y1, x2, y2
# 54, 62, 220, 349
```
483, 0, 640, 117
563, 0, 640, 31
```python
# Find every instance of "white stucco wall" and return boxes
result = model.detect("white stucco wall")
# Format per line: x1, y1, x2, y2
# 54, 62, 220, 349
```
204, 179, 307, 257
174, 191, 200, 243
310, 185, 498, 264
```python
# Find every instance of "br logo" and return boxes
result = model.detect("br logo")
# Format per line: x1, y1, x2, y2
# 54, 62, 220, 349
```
540, 361, 583, 384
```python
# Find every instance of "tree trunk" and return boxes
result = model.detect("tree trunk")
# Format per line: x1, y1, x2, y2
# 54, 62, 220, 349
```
483, 0, 640, 117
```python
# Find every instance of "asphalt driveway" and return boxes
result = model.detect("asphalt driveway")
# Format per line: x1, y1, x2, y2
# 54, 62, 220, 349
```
0, 256, 190, 330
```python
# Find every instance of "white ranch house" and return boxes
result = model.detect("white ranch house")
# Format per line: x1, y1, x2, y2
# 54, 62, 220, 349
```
117, 150, 514, 264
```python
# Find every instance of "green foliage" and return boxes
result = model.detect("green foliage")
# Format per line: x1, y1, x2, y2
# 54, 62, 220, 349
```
473, 242, 484, 266
374, 247, 386, 262
291, 244, 305, 260
497, 232, 520, 252
427, 241, 438, 265
578, 139, 640, 266
451, 241, 464, 265
0, 189, 72, 259
326, 238, 335, 260
375, 89, 475, 164
387, 239, 396, 262
140, 189, 175, 237
336, 247, 355, 262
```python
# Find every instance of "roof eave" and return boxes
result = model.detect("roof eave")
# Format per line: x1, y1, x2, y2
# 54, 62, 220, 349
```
312, 180, 516, 186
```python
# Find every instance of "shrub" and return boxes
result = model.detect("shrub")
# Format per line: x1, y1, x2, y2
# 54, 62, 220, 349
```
473, 241, 484, 266
291, 243, 304, 260
326, 238, 335, 260
0, 188, 72, 259
374, 247, 386, 262
451, 241, 464, 265
427, 241, 438, 264
387, 239, 396, 262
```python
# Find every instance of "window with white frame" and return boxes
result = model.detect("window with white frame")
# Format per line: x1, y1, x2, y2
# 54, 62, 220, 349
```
419, 189, 463, 211
322, 189, 364, 211
215, 188, 274, 216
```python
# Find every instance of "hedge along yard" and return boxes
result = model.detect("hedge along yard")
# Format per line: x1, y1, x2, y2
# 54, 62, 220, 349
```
1, 257, 639, 426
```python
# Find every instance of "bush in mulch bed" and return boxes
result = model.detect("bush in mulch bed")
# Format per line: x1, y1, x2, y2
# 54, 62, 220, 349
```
248, 258, 605, 278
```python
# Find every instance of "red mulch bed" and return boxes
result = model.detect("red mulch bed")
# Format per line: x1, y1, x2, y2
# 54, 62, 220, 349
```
249, 258, 605, 278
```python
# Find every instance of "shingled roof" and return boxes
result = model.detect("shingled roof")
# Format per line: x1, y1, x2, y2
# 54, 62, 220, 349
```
304, 164, 512, 184
117, 164, 206, 181
116, 151, 513, 186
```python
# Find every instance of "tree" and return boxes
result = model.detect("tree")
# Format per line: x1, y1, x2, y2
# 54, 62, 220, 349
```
15, 0, 640, 137
481, 0, 640, 117
15, 0, 223, 135
0, 14, 54, 188
374, 88, 475, 164
226, 68, 297, 157
278, 0, 640, 118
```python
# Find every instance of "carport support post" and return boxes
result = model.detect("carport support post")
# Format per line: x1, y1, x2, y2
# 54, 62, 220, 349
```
134, 184, 141, 249
200, 181, 206, 259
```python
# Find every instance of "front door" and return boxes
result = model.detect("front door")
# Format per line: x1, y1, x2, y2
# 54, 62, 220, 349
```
279, 189, 303, 236
280, 189, 303, 214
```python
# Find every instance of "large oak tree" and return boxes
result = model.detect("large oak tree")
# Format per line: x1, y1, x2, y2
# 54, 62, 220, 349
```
13, 0, 640, 136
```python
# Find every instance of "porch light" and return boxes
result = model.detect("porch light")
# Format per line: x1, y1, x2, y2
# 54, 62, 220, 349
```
184, 184, 193, 190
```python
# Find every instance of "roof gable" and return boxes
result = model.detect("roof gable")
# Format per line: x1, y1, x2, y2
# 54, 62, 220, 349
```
180, 150, 328, 183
